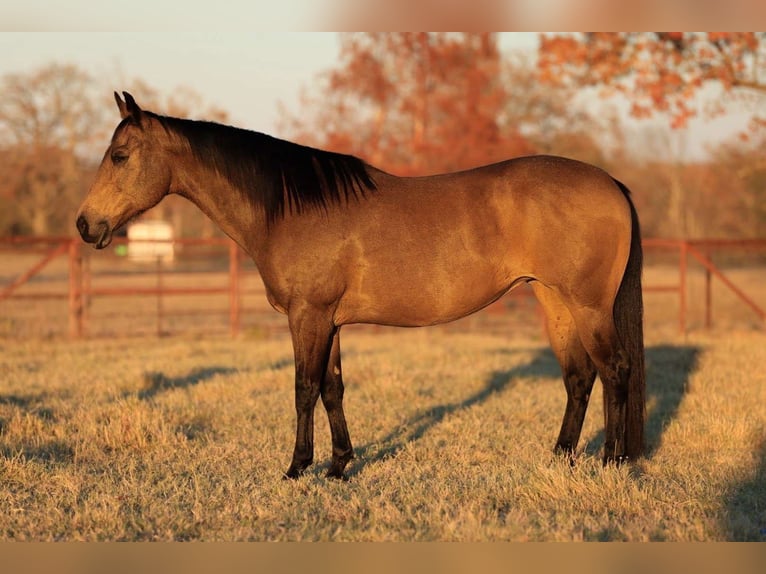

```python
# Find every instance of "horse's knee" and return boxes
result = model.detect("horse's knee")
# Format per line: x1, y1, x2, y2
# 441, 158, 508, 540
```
320, 385, 344, 412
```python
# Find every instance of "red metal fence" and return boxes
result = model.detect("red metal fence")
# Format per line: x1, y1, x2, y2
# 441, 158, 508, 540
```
0, 236, 247, 339
642, 238, 766, 332
1, 236, 765, 339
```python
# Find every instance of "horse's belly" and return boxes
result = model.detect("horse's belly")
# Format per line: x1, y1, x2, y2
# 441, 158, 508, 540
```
333, 266, 521, 327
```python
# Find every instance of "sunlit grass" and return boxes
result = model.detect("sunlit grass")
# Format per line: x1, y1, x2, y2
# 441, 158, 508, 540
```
1, 329, 765, 540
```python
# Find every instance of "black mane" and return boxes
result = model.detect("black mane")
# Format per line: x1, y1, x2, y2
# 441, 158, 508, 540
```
151, 113, 377, 222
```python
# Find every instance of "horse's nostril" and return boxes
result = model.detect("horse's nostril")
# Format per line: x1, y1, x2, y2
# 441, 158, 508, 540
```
76, 215, 88, 236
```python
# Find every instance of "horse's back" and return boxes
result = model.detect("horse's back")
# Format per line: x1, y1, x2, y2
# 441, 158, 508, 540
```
382, 154, 633, 283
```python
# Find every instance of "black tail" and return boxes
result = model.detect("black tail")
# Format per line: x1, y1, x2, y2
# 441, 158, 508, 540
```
612, 178, 645, 458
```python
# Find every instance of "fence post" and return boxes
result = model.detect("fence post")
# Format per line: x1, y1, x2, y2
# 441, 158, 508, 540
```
705, 249, 712, 329
229, 241, 240, 337
82, 252, 91, 337
68, 240, 83, 339
679, 240, 687, 334
156, 255, 164, 337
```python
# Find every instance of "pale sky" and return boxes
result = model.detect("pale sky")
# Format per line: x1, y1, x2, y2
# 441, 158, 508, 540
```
0, 32, 538, 136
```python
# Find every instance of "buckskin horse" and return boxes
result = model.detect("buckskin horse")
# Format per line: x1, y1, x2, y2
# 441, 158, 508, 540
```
76, 92, 645, 480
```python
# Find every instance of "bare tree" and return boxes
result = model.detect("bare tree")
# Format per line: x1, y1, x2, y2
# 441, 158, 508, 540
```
0, 63, 106, 235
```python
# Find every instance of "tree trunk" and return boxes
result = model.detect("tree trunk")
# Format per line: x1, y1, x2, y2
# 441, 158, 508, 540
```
31, 207, 49, 236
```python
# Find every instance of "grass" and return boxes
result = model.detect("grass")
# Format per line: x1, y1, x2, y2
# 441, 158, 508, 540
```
1, 328, 766, 541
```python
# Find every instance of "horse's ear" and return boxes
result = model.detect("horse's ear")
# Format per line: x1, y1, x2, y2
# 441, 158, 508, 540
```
114, 91, 128, 118
114, 91, 142, 122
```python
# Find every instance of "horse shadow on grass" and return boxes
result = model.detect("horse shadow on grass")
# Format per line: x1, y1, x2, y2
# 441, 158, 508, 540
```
345, 343, 701, 478
723, 434, 766, 541
135, 367, 241, 400
0, 392, 74, 464
132, 356, 293, 400
642, 344, 701, 457
346, 348, 561, 478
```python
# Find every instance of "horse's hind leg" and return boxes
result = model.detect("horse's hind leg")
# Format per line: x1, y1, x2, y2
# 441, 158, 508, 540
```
568, 306, 631, 465
533, 283, 597, 459
321, 329, 354, 479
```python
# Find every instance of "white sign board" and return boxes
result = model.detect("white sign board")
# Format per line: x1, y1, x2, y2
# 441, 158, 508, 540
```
127, 221, 174, 263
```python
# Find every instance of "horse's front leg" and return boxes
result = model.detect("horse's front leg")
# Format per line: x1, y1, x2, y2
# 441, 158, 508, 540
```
283, 306, 335, 479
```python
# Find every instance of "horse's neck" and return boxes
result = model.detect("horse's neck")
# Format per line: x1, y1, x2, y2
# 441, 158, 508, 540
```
170, 164, 266, 256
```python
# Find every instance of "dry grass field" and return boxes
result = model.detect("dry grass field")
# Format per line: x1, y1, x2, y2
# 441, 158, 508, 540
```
1, 327, 765, 541
1, 246, 766, 541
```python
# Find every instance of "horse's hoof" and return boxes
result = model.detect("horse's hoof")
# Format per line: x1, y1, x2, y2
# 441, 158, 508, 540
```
282, 465, 305, 480
554, 444, 577, 466
326, 468, 350, 481
325, 452, 353, 481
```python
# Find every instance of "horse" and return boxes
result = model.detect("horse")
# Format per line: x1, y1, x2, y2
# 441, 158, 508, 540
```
76, 92, 645, 480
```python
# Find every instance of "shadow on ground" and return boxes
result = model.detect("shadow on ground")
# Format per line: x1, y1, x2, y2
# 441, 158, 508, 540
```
134, 356, 293, 401
346, 348, 560, 478
136, 367, 240, 400
347, 343, 701, 478
0, 391, 73, 464
643, 344, 701, 456
723, 434, 766, 541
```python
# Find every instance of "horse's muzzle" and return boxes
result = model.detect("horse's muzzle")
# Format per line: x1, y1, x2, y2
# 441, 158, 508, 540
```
76, 215, 113, 249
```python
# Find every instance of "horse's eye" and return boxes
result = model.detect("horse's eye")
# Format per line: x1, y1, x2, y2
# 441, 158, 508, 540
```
111, 152, 128, 165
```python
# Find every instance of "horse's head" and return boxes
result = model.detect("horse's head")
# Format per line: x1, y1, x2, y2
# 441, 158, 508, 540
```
76, 92, 172, 249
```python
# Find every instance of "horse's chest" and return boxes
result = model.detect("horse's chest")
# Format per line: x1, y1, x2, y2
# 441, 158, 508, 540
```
264, 288, 288, 315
